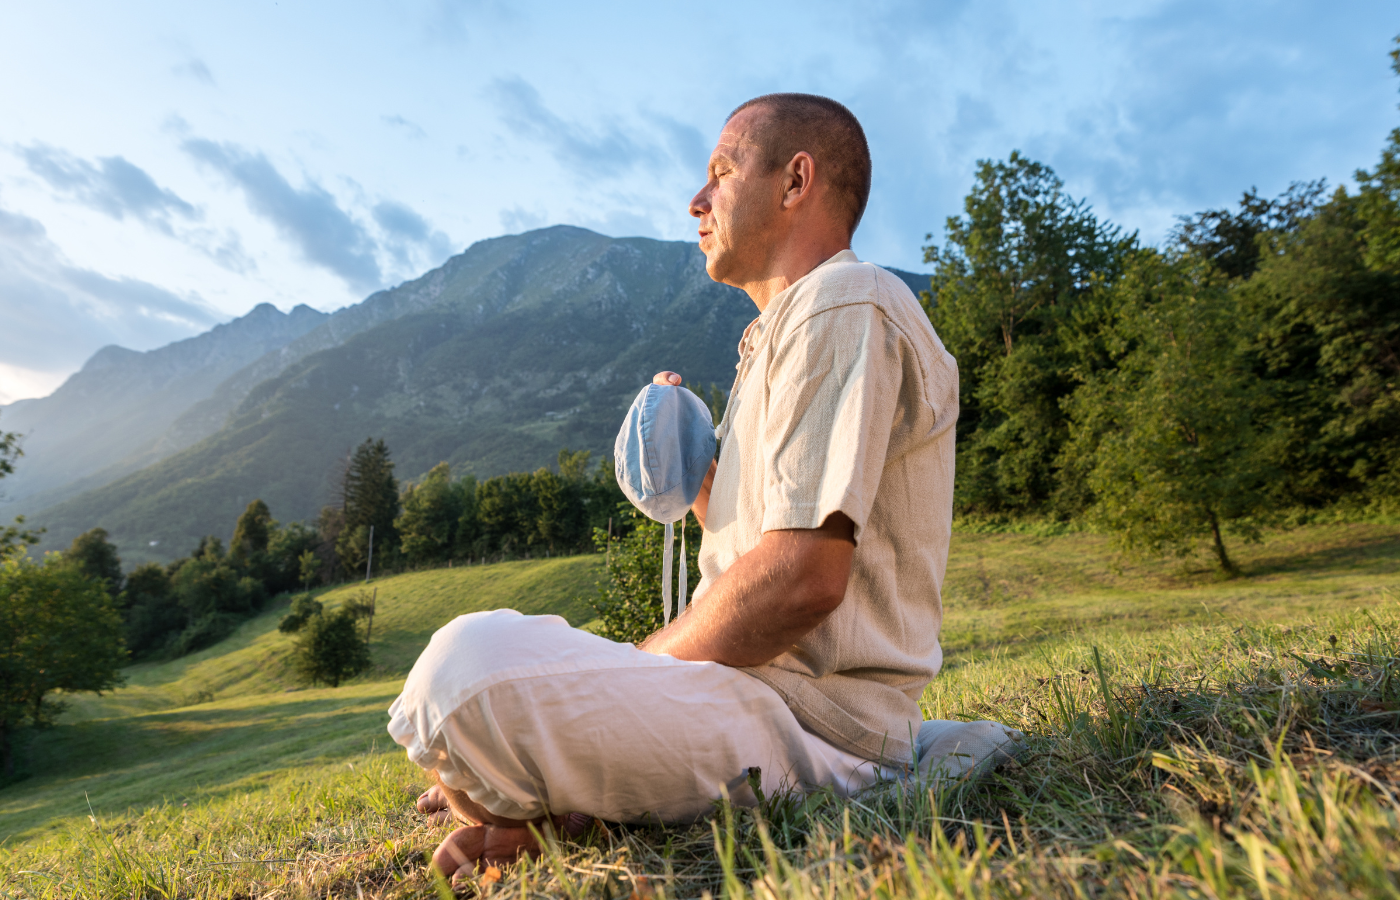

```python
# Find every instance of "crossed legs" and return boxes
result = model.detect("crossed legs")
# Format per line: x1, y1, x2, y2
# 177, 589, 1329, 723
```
388, 611, 885, 879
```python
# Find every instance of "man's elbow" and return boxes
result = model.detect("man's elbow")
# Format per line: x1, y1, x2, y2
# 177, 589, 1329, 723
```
793, 573, 847, 622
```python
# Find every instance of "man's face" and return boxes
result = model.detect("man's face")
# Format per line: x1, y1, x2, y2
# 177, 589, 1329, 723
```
689, 107, 784, 286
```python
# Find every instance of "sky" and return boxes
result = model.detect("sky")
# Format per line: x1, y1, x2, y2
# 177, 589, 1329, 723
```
0, 1, 1395, 404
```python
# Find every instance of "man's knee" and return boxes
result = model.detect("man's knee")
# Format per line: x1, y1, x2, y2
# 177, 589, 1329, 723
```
413, 609, 562, 689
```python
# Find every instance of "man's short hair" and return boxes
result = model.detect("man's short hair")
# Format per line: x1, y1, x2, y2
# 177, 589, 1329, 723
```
729, 93, 872, 237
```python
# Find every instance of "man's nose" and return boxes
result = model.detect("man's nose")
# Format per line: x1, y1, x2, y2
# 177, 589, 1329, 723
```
688, 185, 711, 219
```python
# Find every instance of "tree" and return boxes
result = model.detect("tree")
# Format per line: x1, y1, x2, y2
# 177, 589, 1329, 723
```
591, 509, 701, 645
533, 468, 583, 553
62, 528, 124, 601
1237, 192, 1400, 510
1065, 254, 1281, 574
1171, 181, 1326, 280
164, 538, 266, 656
1355, 36, 1400, 275
0, 418, 42, 559
397, 462, 466, 566
337, 439, 400, 574
282, 594, 373, 687
123, 562, 183, 658
229, 499, 273, 562
298, 550, 321, 593
0, 555, 126, 778
278, 593, 323, 633
315, 506, 345, 582
922, 151, 1136, 515
476, 471, 541, 557
263, 521, 319, 595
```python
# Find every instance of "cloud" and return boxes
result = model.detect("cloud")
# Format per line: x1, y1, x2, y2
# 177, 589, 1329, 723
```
183, 138, 383, 291
382, 114, 427, 139
488, 77, 665, 178
645, 112, 710, 175
20, 145, 199, 235
499, 205, 548, 234
0, 198, 221, 398
172, 58, 215, 85
373, 200, 454, 270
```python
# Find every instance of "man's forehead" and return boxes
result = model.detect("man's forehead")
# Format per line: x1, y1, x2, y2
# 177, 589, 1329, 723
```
712, 111, 762, 161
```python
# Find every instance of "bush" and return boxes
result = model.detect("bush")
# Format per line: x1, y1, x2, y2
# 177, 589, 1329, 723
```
281, 592, 374, 688
168, 612, 242, 657
278, 594, 323, 633
292, 608, 371, 687
590, 509, 700, 645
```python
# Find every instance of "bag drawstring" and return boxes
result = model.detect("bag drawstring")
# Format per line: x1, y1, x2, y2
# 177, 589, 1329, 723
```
661, 515, 689, 625
661, 521, 674, 626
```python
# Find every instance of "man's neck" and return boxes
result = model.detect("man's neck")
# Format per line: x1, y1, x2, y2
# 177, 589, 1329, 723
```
739, 236, 852, 312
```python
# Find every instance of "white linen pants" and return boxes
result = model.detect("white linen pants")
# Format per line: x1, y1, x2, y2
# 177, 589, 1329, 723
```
386, 609, 886, 823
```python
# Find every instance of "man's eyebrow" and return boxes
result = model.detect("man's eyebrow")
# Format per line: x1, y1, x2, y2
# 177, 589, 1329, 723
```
709, 149, 738, 169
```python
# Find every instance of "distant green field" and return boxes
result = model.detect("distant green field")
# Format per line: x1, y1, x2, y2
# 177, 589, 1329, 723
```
1, 555, 603, 841
2, 526, 1396, 899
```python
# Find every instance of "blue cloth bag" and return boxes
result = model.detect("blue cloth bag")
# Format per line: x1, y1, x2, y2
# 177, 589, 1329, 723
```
614, 384, 717, 626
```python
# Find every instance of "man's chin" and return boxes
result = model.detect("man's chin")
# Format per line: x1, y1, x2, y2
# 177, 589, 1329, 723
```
701, 251, 726, 284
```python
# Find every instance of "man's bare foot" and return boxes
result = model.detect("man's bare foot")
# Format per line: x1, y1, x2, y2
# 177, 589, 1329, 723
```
416, 785, 456, 826
431, 814, 592, 884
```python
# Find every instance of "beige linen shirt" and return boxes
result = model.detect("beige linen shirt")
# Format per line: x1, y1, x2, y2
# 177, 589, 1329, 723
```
691, 249, 959, 764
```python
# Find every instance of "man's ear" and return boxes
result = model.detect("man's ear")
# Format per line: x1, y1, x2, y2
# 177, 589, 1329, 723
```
780, 151, 817, 211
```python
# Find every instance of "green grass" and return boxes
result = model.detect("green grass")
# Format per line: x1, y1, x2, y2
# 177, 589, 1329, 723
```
0, 555, 602, 841
1, 524, 1397, 898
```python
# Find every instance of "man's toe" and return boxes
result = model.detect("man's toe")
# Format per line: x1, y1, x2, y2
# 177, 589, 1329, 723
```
432, 824, 486, 880
417, 785, 448, 814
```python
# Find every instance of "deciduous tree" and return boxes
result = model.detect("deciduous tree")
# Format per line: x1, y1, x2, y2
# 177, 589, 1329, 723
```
922, 151, 1135, 515
1066, 254, 1281, 574
0, 555, 125, 778
62, 528, 124, 601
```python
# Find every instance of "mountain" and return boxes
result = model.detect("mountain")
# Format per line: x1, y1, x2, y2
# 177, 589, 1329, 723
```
0, 303, 328, 514
25, 227, 932, 565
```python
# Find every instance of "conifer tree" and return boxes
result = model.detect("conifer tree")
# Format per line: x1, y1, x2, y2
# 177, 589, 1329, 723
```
336, 438, 400, 574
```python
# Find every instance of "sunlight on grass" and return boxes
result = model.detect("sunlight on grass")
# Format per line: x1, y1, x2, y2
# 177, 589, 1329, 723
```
1, 525, 1395, 898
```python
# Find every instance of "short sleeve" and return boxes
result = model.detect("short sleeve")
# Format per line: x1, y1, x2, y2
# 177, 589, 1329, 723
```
759, 303, 902, 541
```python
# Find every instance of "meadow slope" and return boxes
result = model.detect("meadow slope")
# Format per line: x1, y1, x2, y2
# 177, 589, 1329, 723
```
1, 524, 1397, 899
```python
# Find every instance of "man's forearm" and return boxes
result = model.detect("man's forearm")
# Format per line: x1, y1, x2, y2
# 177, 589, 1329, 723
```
690, 459, 717, 530
640, 513, 855, 667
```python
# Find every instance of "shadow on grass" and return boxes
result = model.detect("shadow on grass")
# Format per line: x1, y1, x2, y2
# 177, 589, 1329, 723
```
1, 683, 402, 841
1243, 526, 1400, 578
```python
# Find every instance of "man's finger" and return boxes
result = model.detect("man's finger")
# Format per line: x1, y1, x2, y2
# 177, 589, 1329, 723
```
653, 371, 682, 386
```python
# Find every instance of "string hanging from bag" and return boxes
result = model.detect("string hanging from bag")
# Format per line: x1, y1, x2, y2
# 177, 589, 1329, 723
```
660, 514, 689, 625
662, 521, 674, 626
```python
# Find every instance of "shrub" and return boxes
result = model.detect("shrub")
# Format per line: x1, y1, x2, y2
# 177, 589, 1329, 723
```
282, 592, 374, 688
590, 509, 700, 646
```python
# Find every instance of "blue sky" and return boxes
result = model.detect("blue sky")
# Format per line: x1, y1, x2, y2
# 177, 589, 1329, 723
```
0, 0, 1395, 403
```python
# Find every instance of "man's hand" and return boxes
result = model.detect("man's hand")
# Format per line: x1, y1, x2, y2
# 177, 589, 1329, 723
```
640, 512, 855, 667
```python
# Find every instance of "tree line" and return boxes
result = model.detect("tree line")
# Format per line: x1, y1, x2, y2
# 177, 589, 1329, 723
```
322, 440, 630, 578
920, 42, 1400, 572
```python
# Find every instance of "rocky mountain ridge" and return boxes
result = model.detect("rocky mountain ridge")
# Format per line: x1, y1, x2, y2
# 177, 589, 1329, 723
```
19, 226, 931, 565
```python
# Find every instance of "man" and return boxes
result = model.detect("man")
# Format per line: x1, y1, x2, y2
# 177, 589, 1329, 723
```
392, 93, 974, 881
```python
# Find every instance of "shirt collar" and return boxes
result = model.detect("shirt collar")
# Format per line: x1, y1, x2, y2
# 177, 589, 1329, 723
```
760, 248, 860, 323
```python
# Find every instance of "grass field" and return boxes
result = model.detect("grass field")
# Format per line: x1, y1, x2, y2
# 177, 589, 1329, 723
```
1, 523, 1396, 898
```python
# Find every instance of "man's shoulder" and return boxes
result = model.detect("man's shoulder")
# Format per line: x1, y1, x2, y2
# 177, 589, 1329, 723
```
788, 260, 932, 340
